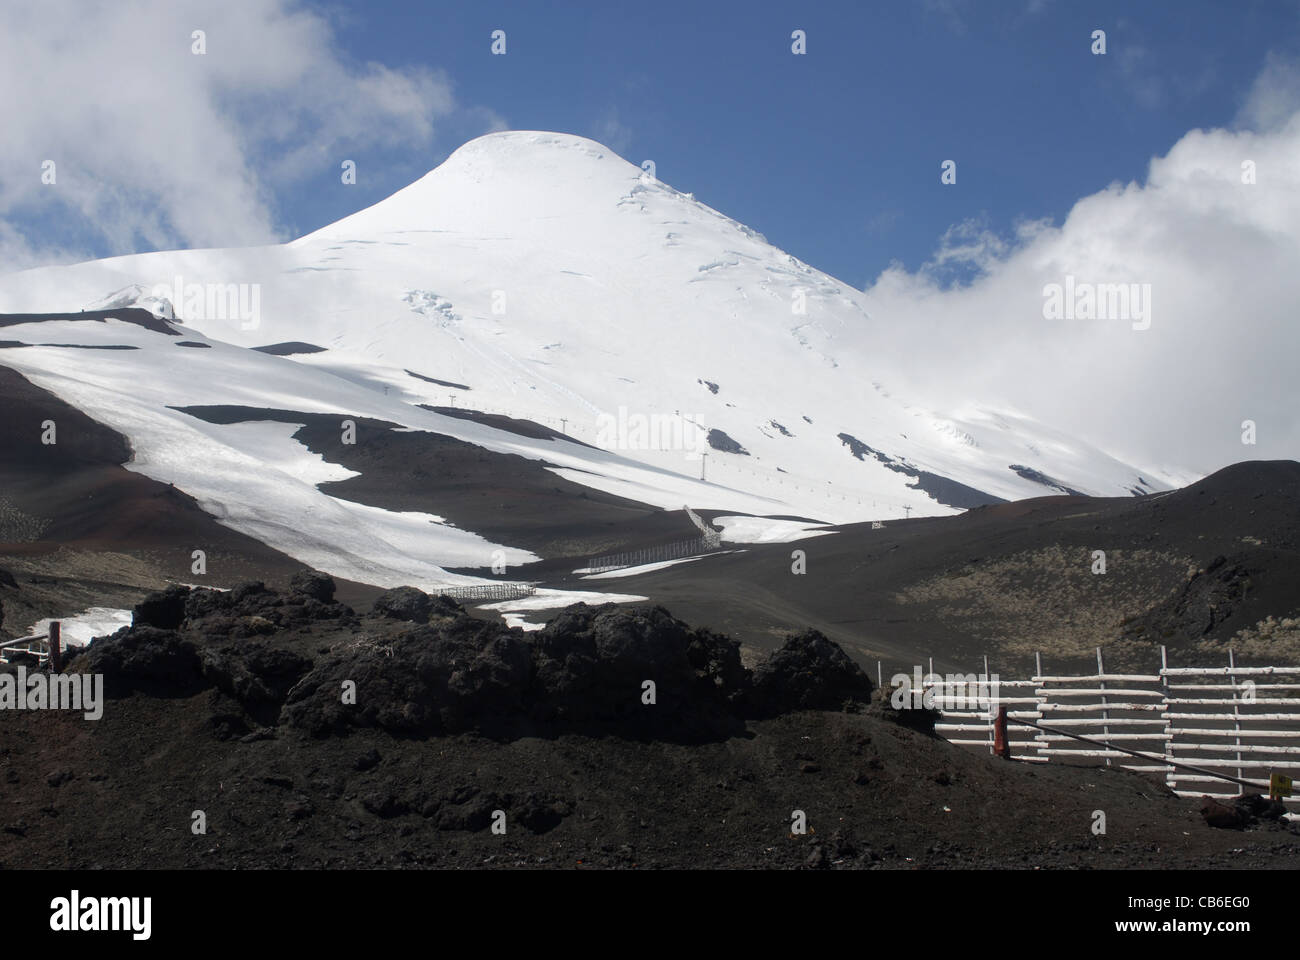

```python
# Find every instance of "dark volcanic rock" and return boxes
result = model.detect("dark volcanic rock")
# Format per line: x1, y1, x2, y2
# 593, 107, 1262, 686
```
199, 641, 313, 712
77, 626, 204, 698
185, 588, 232, 621
289, 571, 336, 603
184, 581, 352, 631
1124, 551, 1297, 646
1200, 798, 1247, 829
132, 584, 192, 630
72, 578, 875, 748
252, 341, 327, 356
1008, 464, 1087, 497
280, 617, 532, 737
1157, 554, 1251, 637
371, 586, 434, 623
837, 432, 1003, 509
687, 627, 750, 708
282, 603, 753, 741
706, 428, 749, 456
1235, 793, 1288, 823
231, 581, 274, 606
531, 604, 746, 736
749, 630, 874, 717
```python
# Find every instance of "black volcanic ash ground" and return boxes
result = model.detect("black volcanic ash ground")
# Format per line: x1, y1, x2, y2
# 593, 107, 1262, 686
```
2, 578, 1297, 870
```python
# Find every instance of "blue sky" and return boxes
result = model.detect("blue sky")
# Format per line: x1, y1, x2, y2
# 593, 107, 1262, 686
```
2, 0, 1300, 470
281, 0, 1300, 288
6, 0, 1297, 290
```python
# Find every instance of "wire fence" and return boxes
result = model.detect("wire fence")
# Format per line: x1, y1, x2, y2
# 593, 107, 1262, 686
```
435, 583, 536, 603
586, 534, 723, 574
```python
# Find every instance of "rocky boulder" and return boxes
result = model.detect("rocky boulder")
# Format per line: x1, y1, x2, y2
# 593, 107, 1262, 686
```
289, 570, 336, 603
371, 586, 433, 623
199, 640, 313, 713
280, 616, 532, 737
531, 604, 745, 734
76, 625, 204, 698
748, 630, 873, 717
132, 584, 191, 630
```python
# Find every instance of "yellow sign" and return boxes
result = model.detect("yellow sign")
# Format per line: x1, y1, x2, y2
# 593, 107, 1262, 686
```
1270, 773, 1292, 798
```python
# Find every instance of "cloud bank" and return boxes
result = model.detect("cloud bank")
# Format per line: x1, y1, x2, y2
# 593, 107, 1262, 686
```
858, 57, 1300, 476
0, 0, 488, 266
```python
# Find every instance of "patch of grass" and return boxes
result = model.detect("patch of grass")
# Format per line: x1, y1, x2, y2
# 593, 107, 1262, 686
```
893, 545, 1191, 662
1198, 615, 1300, 662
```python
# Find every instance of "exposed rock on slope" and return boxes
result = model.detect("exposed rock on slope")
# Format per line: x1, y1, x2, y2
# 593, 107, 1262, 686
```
75, 580, 874, 744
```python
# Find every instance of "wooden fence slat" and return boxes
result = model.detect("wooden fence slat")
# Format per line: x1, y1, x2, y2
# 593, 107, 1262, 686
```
1164, 707, 1300, 712
1163, 666, 1300, 676
1036, 674, 1159, 682
927, 649, 1300, 810
1165, 697, 1300, 706
1035, 687, 1164, 698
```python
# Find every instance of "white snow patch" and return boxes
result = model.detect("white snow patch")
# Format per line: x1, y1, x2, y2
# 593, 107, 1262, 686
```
480, 588, 648, 626
713, 515, 835, 544
26, 607, 133, 649
501, 613, 545, 631
579, 555, 707, 579
212, 421, 360, 487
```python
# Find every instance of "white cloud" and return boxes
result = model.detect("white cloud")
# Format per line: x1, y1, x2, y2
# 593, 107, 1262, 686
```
0, 0, 488, 262
593, 108, 633, 156
1237, 52, 1300, 131
858, 63, 1300, 476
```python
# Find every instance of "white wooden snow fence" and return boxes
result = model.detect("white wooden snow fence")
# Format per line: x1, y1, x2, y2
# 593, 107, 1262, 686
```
906, 647, 1300, 807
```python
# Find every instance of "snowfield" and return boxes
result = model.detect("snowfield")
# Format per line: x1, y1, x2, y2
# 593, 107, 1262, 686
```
0, 131, 1190, 607
481, 588, 650, 631
24, 608, 134, 649
712, 516, 835, 544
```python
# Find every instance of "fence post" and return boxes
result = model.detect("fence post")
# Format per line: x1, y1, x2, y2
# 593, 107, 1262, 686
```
984, 655, 994, 756
1229, 648, 1243, 793
1033, 651, 1047, 760
993, 704, 1010, 759
49, 620, 62, 673
1160, 645, 1174, 794
1097, 647, 1111, 767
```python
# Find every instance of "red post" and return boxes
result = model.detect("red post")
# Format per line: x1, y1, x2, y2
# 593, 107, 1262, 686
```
993, 704, 1010, 759
49, 620, 62, 673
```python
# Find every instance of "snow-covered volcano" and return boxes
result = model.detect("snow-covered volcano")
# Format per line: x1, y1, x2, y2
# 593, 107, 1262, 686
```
0, 131, 1183, 592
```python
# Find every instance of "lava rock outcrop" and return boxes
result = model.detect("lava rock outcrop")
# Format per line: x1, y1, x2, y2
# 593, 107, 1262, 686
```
72, 581, 875, 744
